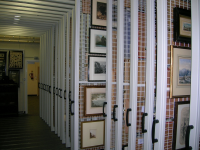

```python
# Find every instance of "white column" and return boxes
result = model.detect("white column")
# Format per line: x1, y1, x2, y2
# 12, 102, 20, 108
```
128, 0, 138, 149
144, 0, 155, 149
44, 33, 47, 123
65, 13, 71, 147
55, 24, 58, 134
51, 27, 55, 131
70, 9, 75, 150
155, 0, 167, 149
104, 0, 112, 149
115, 0, 124, 149
189, 0, 200, 149
39, 35, 42, 118
74, 0, 80, 149
58, 21, 61, 138
61, 15, 66, 143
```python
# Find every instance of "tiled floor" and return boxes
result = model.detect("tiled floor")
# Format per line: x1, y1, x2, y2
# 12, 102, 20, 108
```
0, 96, 70, 150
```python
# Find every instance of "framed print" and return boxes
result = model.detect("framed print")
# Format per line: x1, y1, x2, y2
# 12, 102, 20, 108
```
172, 101, 190, 150
0, 52, 7, 80
84, 86, 106, 116
81, 120, 105, 149
122, 145, 128, 150
91, 0, 117, 27
170, 46, 191, 98
88, 56, 106, 82
9, 51, 23, 69
173, 7, 191, 43
89, 28, 107, 54
8, 70, 20, 87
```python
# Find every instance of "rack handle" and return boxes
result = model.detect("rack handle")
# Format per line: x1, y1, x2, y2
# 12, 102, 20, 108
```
103, 102, 107, 117
70, 100, 74, 115
152, 119, 159, 143
64, 90, 66, 99
142, 113, 148, 133
59, 89, 62, 98
112, 105, 118, 121
185, 125, 194, 150
49, 86, 51, 93
56, 88, 58, 96
126, 108, 132, 126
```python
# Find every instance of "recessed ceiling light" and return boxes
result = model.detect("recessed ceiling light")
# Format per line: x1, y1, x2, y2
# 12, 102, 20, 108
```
13, 23, 18, 24
14, 18, 20, 20
15, 15, 21, 17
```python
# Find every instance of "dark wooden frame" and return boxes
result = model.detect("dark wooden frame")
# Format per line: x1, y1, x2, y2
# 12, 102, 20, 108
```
88, 55, 106, 82
84, 85, 106, 116
122, 144, 128, 150
81, 120, 105, 149
173, 7, 191, 43
0, 51, 7, 80
8, 70, 20, 87
9, 51, 23, 69
172, 101, 190, 150
89, 28, 107, 55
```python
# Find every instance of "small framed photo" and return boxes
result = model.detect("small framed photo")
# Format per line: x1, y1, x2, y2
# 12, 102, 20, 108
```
88, 56, 106, 82
9, 51, 23, 69
173, 7, 191, 43
91, 0, 107, 27
170, 46, 191, 98
89, 28, 107, 54
81, 120, 105, 149
8, 70, 20, 87
172, 101, 190, 150
84, 86, 106, 116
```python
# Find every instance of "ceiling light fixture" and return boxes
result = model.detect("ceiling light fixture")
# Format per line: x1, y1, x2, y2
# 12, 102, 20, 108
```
14, 18, 20, 20
15, 15, 21, 17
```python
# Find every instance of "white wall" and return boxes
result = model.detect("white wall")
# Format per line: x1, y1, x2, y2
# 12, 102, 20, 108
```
0, 42, 40, 112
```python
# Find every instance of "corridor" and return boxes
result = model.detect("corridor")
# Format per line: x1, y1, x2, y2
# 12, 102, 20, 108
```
0, 96, 70, 150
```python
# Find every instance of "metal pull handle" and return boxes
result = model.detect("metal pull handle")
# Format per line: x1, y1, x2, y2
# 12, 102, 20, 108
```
152, 119, 159, 143
103, 102, 107, 117
44, 84, 46, 91
126, 108, 132, 126
64, 90, 66, 99
69, 91, 71, 100
59, 89, 62, 98
113, 105, 118, 121
185, 125, 194, 150
71, 100, 74, 115
56, 88, 58, 96
49, 86, 51, 93
142, 113, 148, 133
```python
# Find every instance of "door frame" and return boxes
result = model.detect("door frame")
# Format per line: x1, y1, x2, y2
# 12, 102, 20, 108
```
24, 60, 39, 114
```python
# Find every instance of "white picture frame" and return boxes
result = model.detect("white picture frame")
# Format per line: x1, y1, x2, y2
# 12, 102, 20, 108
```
88, 56, 106, 82
89, 28, 107, 54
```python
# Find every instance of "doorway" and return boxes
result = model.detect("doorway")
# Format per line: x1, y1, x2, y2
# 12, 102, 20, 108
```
24, 60, 39, 115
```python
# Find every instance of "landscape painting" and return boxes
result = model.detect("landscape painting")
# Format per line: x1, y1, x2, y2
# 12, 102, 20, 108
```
90, 129, 97, 139
96, 2, 106, 20
178, 57, 191, 85
91, 93, 106, 107
95, 34, 106, 47
94, 61, 106, 74
183, 22, 191, 31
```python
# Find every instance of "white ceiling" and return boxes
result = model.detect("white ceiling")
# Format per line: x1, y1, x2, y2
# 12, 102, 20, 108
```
0, 0, 75, 37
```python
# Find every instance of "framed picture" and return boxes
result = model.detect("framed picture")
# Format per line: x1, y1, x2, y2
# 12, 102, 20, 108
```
88, 56, 106, 82
172, 101, 190, 150
89, 28, 107, 54
84, 86, 106, 116
122, 145, 128, 150
8, 70, 20, 87
0, 52, 7, 80
9, 51, 23, 69
170, 46, 191, 98
173, 7, 191, 43
81, 120, 105, 149
91, 0, 117, 27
